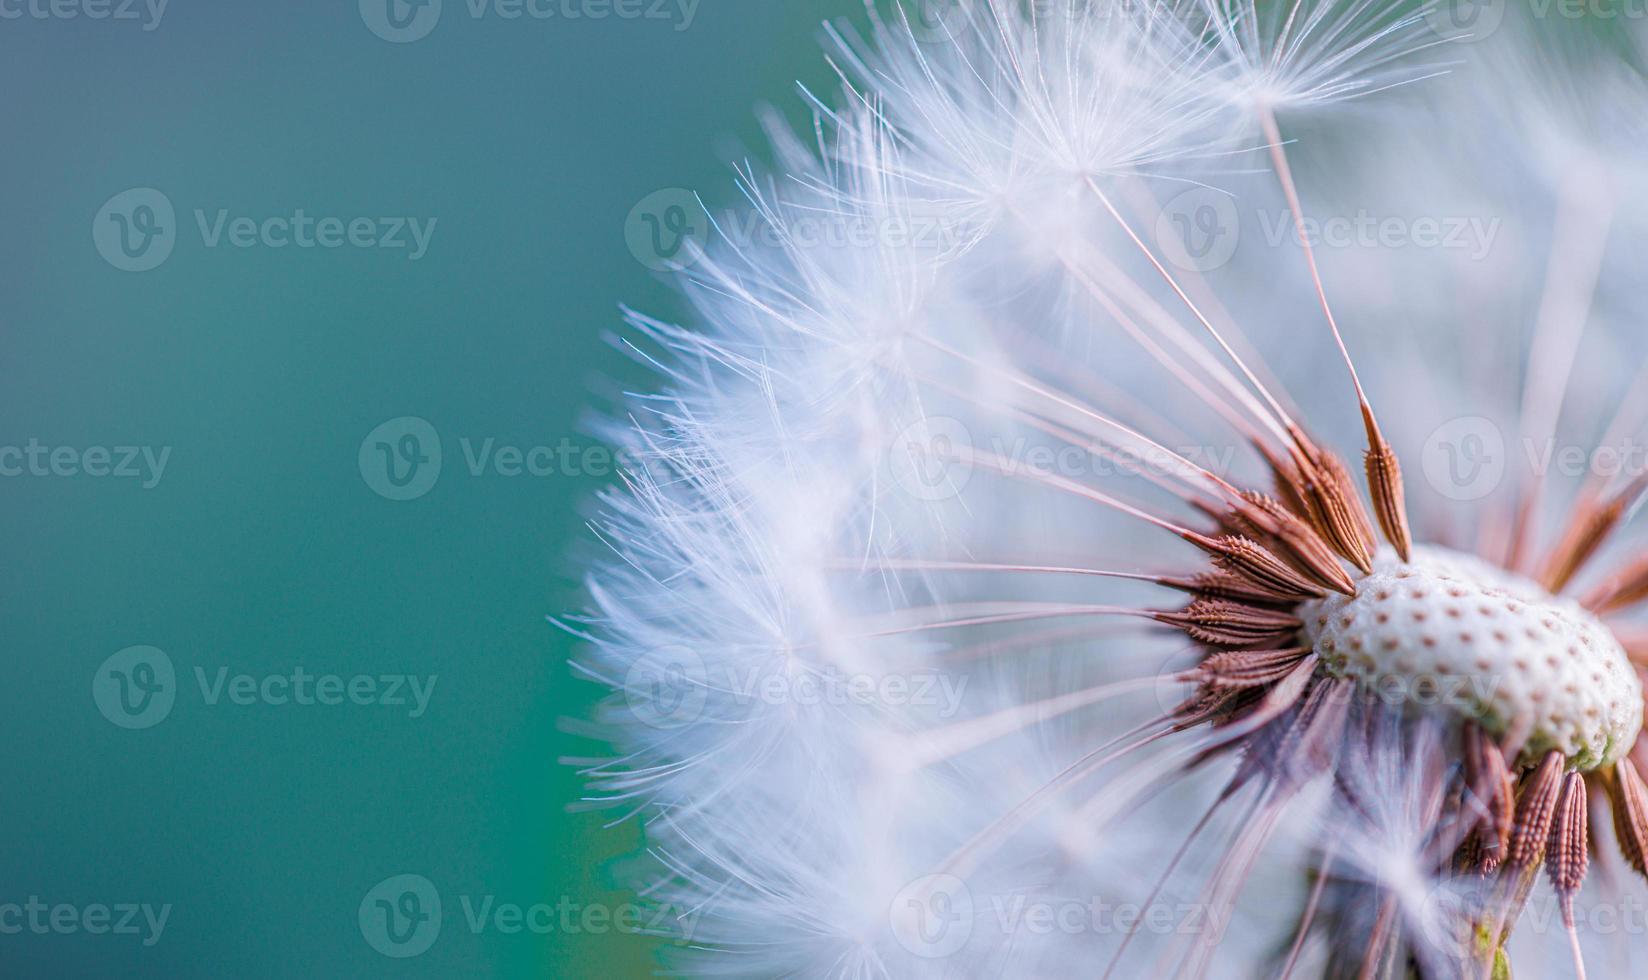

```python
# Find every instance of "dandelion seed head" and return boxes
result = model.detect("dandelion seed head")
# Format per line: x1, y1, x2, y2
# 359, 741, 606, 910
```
576, 2, 1648, 976
1195, 0, 1450, 114
1303, 545, 1643, 770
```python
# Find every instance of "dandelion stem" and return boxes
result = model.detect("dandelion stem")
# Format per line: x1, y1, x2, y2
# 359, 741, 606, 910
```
1280, 838, 1338, 980
1085, 176, 1303, 441
1505, 177, 1614, 572
1259, 104, 1412, 560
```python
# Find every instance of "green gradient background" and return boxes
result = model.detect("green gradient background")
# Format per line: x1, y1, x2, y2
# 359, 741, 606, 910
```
0, 1, 841, 975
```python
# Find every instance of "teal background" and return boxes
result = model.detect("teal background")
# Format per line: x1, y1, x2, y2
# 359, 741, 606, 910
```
0, 1, 841, 976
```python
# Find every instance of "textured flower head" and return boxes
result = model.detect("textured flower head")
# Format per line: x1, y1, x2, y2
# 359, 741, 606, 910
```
574, 3, 1648, 976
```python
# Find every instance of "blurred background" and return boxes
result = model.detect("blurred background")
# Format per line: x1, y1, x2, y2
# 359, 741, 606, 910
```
0, 0, 842, 975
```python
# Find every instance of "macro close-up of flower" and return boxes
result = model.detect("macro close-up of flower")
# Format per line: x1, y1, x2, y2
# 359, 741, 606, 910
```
572, 1, 1648, 976
15, 1, 1648, 977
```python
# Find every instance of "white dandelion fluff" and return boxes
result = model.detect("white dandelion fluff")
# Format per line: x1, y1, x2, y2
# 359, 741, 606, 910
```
573, 2, 1648, 977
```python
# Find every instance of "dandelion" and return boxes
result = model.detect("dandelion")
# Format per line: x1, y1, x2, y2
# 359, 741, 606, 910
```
573, 2, 1648, 976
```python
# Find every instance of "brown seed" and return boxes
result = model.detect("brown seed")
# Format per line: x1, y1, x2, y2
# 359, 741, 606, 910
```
1462, 725, 1516, 872
1296, 446, 1376, 574
1272, 677, 1353, 790
1543, 493, 1628, 595
1191, 533, 1327, 602
1545, 772, 1590, 927
1363, 418, 1413, 563
1258, 439, 1316, 522
1198, 648, 1312, 688
1507, 750, 1566, 867
1155, 599, 1303, 647
1171, 683, 1255, 732
1167, 570, 1301, 606
1236, 491, 1357, 595
1584, 553, 1648, 615
1608, 759, 1648, 878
